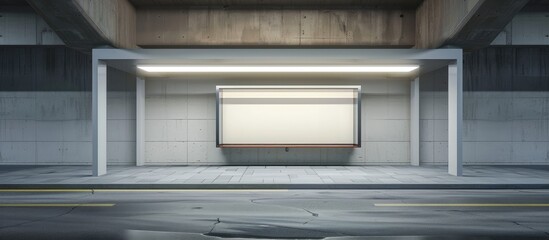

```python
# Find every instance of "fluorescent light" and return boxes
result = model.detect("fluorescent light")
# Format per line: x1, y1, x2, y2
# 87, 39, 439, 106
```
137, 65, 419, 73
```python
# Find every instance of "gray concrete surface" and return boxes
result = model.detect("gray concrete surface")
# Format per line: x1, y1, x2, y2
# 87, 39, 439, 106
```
492, 12, 549, 45
6, 78, 549, 167
0, 8, 63, 45
144, 78, 412, 165
1, 189, 549, 239
1, 165, 549, 187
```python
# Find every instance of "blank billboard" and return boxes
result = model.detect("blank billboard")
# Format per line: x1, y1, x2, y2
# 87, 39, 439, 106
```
217, 86, 361, 148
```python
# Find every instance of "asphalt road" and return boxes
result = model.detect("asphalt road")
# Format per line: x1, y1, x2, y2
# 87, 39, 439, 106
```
0, 189, 549, 240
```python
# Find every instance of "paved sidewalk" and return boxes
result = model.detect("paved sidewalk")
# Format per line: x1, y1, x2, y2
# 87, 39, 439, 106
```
1, 165, 549, 188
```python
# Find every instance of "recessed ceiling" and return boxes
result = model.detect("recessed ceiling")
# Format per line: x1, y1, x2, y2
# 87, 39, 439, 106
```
129, 0, 423, 9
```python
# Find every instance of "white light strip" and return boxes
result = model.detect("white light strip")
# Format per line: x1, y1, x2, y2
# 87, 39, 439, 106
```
137, 65, 419, 73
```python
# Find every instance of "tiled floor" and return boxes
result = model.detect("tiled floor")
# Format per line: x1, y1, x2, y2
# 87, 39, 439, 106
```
1, 165, 549, 185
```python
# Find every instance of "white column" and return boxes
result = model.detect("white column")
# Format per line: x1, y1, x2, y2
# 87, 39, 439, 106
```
448, 63, 463, 176
410, 77, 420, 166
92, 61, 107, 176
136, 77, 145, 166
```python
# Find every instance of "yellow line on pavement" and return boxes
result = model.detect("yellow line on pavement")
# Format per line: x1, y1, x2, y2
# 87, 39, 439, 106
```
375, 203, 549, 207
0, 203, 115, 207
0, 189, 288, 193
94, 189, 288, 192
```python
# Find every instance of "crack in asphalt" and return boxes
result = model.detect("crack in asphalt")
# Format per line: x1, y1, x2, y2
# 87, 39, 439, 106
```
302, 219, 314, 225
0, 192, 94, 231
443, 209, 549, 236
250, 198, 320, 218
301, 208, 319, 225
512, 221, 549, 236
245, 198, 347, 237
204, 218, 338, 239
207, 217, 221, 235
302, 208, 319, 217
0, 205, 78, 230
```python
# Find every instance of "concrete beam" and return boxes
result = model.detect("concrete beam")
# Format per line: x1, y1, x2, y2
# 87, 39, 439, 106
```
136, 8, 415, 47
445, 0, 529, 49
129, 0, 423, 9
27, 0, 136, 51
416, 0, 528, 49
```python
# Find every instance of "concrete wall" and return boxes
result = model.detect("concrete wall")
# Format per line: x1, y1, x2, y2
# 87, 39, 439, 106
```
420, 46, 549, 165
144, 78, 411, 165
419, 68, 449, 165
106, 68, 136, 165
0, 73, 135, 165
0, 46, 89, 165
0, 46, 135, 165
3, 45, 549, 166
0, 7, 64, 45
463, 46, 549, 165
0, 91, 92, 165
492, 12, 549, 45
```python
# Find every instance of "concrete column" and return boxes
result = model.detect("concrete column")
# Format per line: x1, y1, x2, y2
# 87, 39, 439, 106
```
136, 77, 145, 166
410, 77, 420, 166
448, 63, 463, 176
92, 61, 107, 176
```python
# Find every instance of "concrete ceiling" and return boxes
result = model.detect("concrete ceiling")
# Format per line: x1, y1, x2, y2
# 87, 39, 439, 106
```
521, 0, 549, 12
0, 0, 27, 5
128, 0, 423, 9
5, 0, 531, 51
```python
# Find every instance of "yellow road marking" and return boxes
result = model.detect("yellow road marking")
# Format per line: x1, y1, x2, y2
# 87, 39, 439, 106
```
0, 189, 288, 193
0, 203, 115, 207
375, 203, 549, 207
94, 189, 287, 192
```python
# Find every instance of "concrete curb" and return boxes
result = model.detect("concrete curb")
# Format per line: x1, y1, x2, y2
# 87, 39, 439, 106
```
1, 184, 549, 189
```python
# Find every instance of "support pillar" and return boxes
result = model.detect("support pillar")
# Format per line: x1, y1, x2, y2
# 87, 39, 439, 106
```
448, 62, 463, 176
136, 77, 145, 166
92, 61, 107, 176
410, 77, 420, 166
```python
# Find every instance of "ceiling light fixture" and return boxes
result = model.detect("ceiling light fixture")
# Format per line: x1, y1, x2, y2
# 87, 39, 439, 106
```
137, 65, 419, 73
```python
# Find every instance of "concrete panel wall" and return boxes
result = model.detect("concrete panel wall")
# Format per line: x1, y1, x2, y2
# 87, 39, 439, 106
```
106, 68, 136, 165
419, 68, 449, 165
3, 46, 549, 166
0, 91, 91, 165
421, 88, 549, 165
0, 46, 135, 165
0, 7, 64, 45
0, 90, 134, 165
420, 46, 549, 165
145, 78, 411, 165
0, 79, 135, 165
463, 92, 549, 164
